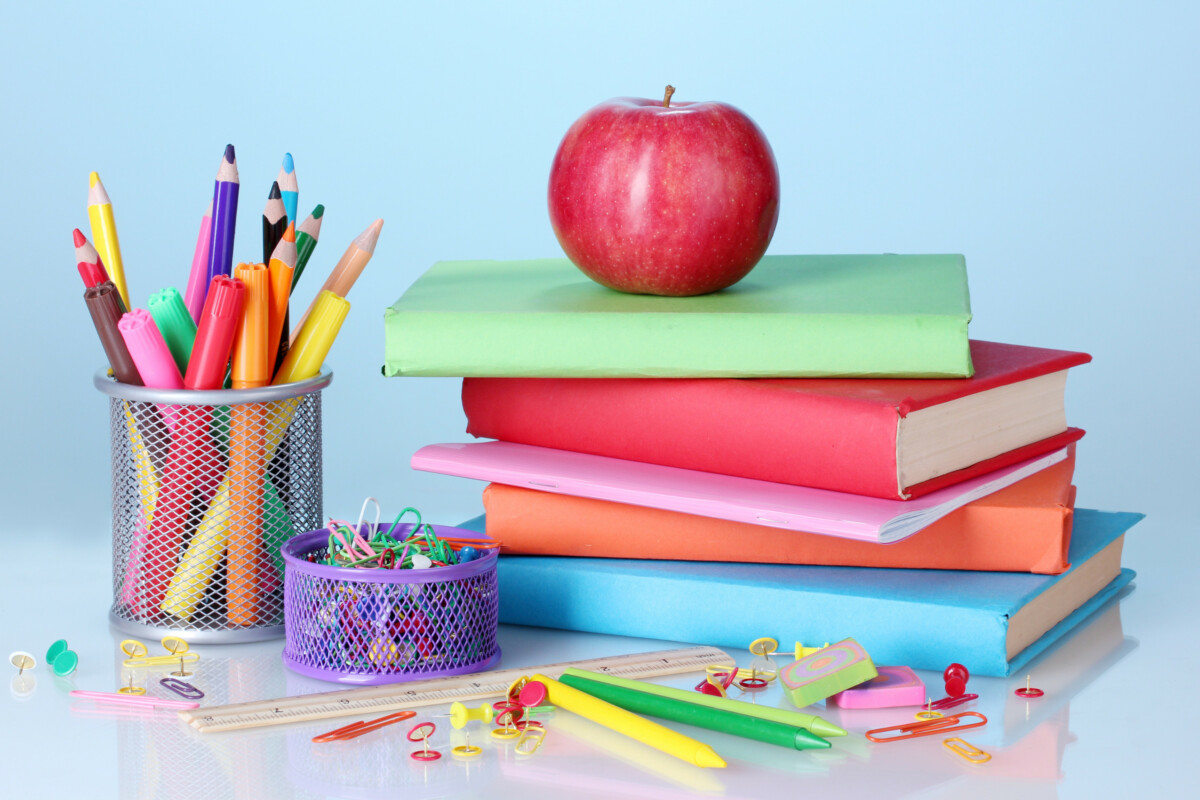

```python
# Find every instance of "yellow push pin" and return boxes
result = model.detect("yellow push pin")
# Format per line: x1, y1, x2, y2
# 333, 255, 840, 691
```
915, 698, 943, 720
451, 730, 483, 759
448, 701, 494, 729
118, 672, 146, 696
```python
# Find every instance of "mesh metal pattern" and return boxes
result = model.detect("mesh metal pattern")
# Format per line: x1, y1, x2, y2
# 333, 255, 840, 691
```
282, 527, 501, 685
100, 372, 327, 642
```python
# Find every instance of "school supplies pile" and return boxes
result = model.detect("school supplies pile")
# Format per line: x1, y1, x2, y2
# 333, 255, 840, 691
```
386, 253, 1140, 678
79, 146, 382, 636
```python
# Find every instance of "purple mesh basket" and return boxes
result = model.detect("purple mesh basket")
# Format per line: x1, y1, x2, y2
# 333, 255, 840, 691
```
281, 523, 501, 685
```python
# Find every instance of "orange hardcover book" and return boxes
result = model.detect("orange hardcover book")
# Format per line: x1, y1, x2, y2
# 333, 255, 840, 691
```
483, 447, 1077, 574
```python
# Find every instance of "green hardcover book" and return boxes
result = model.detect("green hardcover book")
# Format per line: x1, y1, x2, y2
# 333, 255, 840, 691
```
384, 255, 973, 378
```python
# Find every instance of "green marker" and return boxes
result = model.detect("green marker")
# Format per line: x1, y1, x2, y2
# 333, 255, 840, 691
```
560, 672, 832, 751
561, 667, 847, 740
147, 287, 197, 375
291, 203, 324, 292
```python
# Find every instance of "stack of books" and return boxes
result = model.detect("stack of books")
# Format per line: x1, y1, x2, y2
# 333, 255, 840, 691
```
385, 254, 1140, 677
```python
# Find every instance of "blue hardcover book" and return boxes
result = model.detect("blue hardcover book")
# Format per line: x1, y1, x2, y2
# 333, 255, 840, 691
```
461, 508, 1140, 677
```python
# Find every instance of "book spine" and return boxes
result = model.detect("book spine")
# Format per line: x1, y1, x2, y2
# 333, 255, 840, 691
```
495, 556, 1011, 676
384, 311, 973, 379
464, 377, 905, 499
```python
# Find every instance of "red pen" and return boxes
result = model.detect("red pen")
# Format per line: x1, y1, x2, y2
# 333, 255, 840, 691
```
75, 228, 111, 291
186, 275, 245, 390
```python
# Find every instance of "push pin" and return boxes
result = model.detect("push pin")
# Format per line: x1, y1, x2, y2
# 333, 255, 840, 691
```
1014, 674, 1044, 698
451, 730, 482, 759
118, 672, 145, 695
491, 704, 523, 740
446, 701, 494, 729
408, 721, 441, 761
943, 663, 970, 698
915, 699, 943, 720
45, 640, 79, 677
9, 652, 36, 676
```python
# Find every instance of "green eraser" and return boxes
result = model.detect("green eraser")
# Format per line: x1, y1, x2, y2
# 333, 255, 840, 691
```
779, 638, 878, 708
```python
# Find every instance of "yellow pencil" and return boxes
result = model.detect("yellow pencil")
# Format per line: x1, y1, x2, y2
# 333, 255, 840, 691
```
273, 290, 349, 385
532, 674, 726, 768
161, 482, 232, 619
87, 171, 130, 310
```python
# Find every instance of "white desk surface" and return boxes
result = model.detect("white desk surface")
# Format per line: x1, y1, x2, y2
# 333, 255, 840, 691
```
0, 524, 1186, 800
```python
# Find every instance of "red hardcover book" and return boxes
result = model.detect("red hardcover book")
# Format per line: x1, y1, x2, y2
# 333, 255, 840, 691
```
463, 340, 1090, 500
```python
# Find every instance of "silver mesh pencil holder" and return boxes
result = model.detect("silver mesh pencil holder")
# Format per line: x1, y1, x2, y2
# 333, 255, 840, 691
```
95, 369, 330, 643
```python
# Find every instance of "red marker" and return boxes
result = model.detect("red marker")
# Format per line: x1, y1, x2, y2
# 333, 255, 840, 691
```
74, 228, 111, 291
185, 275, 245, 390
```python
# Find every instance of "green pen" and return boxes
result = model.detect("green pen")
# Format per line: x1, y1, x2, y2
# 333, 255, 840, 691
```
147, 287, 197, 375
561, 667, 847, 740
291, 203, 324, 293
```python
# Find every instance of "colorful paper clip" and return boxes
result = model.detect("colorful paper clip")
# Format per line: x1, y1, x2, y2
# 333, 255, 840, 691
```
159, 677, 204, 700
313, 711, 416, 743
930, 693, 978, 711
515, 724, 547, 756
121, 637, 199, 669
944, 737, 991, 764
866, 711, 988, 743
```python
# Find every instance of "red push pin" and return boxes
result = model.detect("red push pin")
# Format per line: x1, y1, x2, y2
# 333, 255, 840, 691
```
408, 721, 441, 761
943, 663, 969, 698
1014, 674, 1044, 698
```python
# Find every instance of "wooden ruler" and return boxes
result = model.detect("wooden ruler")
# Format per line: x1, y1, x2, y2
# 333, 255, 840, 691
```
182, 645, 731, 733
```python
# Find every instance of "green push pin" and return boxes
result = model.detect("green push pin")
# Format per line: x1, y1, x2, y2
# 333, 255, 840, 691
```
45, 639, 79, 677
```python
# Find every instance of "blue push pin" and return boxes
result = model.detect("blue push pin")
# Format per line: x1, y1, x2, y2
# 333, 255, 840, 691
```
458, 546, 479, 563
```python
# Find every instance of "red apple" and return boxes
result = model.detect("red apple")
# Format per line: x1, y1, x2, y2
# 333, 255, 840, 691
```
548, 86, 780, 297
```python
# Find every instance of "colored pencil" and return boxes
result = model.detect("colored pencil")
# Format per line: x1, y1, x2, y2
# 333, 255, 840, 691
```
290, 218, 382, 344
262, 181, 287, 266
276, 153, 298, 224
267, 222, 297, 374
291, 204, 324, 292
206, 144, 240, 288
183, 202, 213, 322
74, 228, 109, 289
87, 172, 130, 309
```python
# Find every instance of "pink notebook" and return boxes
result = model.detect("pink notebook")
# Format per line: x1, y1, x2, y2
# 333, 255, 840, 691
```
410, 441, 1068, 544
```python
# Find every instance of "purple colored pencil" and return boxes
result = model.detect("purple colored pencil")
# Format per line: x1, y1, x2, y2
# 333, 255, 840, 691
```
206, 144, 240, 288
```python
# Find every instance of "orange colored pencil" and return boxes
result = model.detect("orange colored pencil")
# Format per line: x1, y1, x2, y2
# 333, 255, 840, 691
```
267, 223, 297, 374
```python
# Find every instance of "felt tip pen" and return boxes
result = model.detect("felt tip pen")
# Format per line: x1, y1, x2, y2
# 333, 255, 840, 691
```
185, 275, 245, 390
231, 263, 271, 389
84, 281, 141, 385
118, 309, 185, 392
147, 287, 197, 376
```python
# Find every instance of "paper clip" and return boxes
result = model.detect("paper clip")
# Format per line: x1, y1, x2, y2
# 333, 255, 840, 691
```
313, 711, 416, 743
944, 737, 991, 764
159, 677, 204, 700
515, 725, 546, 756
866, 711, 988, 743
121, 637, 200, 669
930, 693, 978, 711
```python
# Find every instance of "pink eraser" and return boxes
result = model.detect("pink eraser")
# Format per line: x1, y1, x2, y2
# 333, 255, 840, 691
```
827, 665, 925, 709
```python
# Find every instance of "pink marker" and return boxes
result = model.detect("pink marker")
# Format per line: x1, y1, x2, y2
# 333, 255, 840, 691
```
183, 202, 214, 322
118, 309, 185, 391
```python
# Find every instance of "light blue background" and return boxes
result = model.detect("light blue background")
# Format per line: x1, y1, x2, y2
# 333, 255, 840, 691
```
1, 1, 1197, 796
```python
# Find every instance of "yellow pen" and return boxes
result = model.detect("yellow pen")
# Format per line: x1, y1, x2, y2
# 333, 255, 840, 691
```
532, 674, 726, 769
87, 171, 130, 310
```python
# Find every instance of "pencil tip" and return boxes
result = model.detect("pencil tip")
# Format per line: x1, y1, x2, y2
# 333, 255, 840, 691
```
312, 204, 325, 219
73, 228, 86, 247
695, 748, 726, 768
810, 719, 848, 738
224, 143, 236, 162
283, 221, 296, 241
88, 171, 100, 187
282, 152, 294, 173
268, 181, 281, 199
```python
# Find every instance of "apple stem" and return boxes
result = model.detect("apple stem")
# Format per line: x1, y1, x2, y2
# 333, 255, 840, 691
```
663, 85, 675, 108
